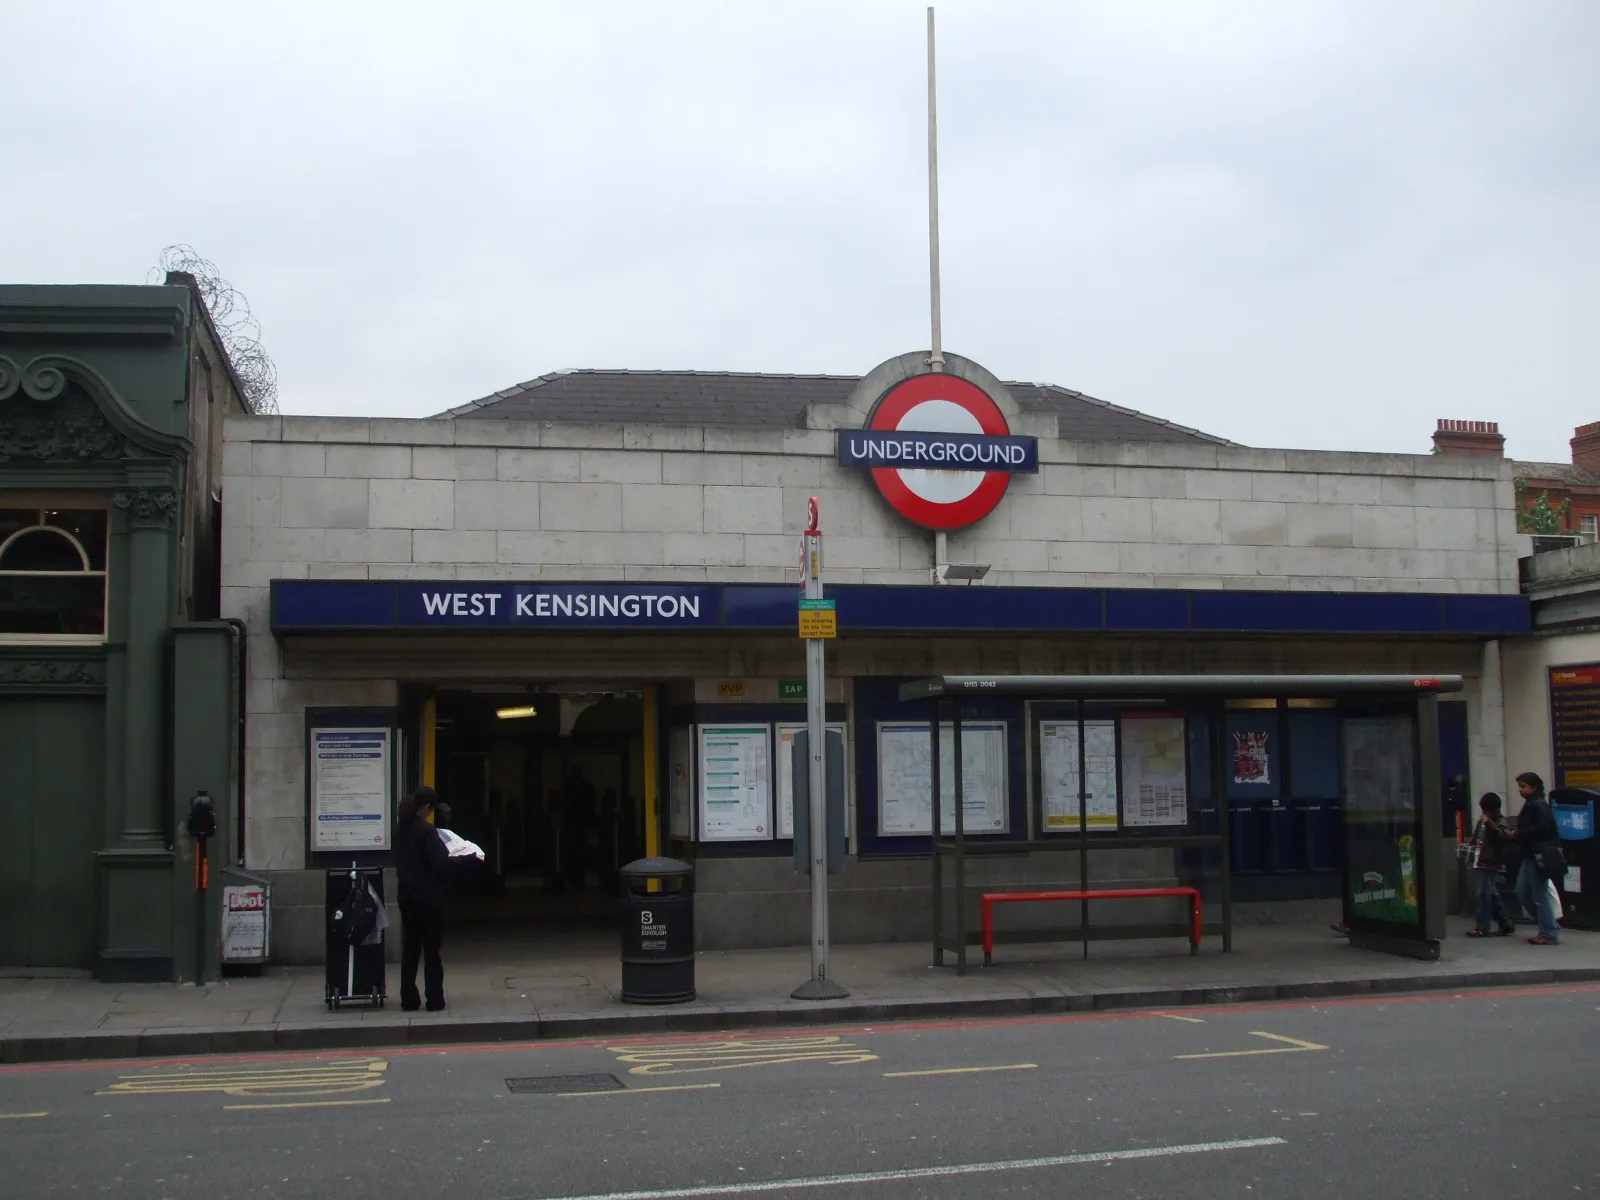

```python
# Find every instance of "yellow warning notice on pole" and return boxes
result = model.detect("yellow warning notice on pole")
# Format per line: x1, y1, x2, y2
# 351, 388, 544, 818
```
798, 598, 837, 640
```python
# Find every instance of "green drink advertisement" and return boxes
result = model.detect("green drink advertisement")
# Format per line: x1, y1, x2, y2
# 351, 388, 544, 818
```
1348, 833, 1420, 923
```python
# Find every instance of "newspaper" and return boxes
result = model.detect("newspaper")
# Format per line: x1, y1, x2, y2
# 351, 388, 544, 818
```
437, 828, 486, 860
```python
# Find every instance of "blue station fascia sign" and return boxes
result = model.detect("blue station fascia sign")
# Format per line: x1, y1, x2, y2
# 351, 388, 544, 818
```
399, 583, 716, 627
270, 579, 1531, 638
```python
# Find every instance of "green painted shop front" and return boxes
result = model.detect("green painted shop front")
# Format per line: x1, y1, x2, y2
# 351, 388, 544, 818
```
0, 282, 246, 981
0, 692, 103, 967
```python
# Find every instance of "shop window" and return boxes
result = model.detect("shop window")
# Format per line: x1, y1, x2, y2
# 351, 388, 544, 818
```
0, 508, 108, 640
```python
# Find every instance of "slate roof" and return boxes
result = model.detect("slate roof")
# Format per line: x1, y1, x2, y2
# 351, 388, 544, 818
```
437, 370, 1234, 445
1512, 460, 1600, 489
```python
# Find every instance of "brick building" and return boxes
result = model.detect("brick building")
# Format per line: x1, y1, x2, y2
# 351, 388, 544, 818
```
1433, 419, 1600, 542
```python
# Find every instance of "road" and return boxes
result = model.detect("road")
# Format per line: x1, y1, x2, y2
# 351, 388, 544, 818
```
2, 983, 1597, 1199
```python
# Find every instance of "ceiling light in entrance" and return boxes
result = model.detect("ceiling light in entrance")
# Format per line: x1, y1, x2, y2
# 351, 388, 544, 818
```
495, 705, 538, 720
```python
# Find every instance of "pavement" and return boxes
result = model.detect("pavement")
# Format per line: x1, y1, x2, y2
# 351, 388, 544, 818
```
4, 917, 1599, 1064
3, 981, 1597, 1197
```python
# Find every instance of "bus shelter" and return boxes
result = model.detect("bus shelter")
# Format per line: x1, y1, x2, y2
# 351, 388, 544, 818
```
897, 674, 1461, 974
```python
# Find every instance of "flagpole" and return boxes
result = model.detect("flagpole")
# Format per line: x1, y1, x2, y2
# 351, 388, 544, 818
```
928, 8, 950, 582
927, 6, 944, 373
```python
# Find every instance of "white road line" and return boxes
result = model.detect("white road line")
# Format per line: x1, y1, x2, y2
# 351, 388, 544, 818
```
533, 1137, 1288, 1200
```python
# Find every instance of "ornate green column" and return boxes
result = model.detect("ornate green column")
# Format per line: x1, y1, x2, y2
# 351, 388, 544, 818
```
94, 483, 182, 980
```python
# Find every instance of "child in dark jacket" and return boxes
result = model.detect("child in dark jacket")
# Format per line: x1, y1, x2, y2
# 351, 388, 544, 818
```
1465, 793, 1515, 938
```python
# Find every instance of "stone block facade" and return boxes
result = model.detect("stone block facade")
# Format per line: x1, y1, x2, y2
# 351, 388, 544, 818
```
224, 414, 1517, 595
221, 408, 1519, 956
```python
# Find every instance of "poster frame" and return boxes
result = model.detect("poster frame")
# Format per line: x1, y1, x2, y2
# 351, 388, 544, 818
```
1036, 712, 1121, 834
696, 722, 775, 843
876, 718, 1011, 838
304, 707, 399, 867
1548, 662, 1600, 790
1337, 696, 1442, 956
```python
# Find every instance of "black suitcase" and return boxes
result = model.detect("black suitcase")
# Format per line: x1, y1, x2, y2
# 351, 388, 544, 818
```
325, 865, 387, 1010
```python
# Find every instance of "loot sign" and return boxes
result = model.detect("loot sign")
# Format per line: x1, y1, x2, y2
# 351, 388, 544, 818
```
838, 373, 1037, 530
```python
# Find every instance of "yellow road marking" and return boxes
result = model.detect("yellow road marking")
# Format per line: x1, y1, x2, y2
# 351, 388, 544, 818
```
223, 1098, 392, 1111
1154, 1013, 1207, 1023
0, 1112, 48, 1119
1176, 1032, 1329, 1060
883, 1064, 1038, 1077
560, 1083, 723, 1097
610, 1036, 878, 1076
99, 1059, 387, 1098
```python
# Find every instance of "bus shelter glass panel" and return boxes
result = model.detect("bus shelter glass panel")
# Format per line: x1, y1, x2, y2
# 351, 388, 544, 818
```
1340, 712, 1423, 934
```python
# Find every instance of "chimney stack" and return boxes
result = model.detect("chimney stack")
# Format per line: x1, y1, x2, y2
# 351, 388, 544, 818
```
1572, 423, 1600, 475
1432, 419, 1504, 458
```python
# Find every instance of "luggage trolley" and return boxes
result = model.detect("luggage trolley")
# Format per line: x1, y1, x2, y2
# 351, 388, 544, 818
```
325, 864, 388, 1010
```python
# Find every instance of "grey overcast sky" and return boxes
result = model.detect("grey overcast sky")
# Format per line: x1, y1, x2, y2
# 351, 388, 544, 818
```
3, 2, 1595, 459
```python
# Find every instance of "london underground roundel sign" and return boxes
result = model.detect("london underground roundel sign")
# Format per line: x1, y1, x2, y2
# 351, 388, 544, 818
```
837, 373, 1039, 530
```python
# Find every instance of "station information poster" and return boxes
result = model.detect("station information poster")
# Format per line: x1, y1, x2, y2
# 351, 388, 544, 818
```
1040, 719, 1118, 830
669, 728, 693, 838
1121, 714, 1189, 827
775, 722, 847, 840
877, 721, 1009, 836
698, 725, 772, 841
310, 727, 391, 852
1549, 665, 1600, 788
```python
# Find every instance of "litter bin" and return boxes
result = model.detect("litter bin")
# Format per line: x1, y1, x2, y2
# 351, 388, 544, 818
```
1550, 788, 1599, 931
619, 857, 694, 1004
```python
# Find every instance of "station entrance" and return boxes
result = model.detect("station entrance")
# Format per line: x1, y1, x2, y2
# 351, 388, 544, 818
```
408, 684, 651, 947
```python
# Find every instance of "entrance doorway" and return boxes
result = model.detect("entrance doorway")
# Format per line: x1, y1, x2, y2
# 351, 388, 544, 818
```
415, 685, 649, 948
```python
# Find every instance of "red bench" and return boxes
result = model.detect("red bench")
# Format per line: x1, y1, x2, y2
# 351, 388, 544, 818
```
980, 887, 1203, 966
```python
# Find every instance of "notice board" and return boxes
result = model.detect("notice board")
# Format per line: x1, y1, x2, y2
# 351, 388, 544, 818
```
1550, 665, 1600, 789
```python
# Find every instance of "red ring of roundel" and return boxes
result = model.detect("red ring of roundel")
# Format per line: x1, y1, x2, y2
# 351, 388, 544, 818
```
867, 374, 1013, 530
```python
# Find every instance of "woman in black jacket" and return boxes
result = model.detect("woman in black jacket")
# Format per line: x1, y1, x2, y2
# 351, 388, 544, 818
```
1511, 772, 1562, 945
395, 786, 451, 1010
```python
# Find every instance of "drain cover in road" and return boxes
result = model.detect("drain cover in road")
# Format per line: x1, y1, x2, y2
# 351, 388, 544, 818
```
505, 1073, 623, 1095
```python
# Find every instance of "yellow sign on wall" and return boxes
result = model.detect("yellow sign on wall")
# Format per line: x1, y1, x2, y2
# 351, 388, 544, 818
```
716, 680, 746, 698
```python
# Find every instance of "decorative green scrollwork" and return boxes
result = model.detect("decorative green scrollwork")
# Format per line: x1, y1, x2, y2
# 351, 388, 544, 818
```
0, 356, 134, 463
112, 488, 179, 529
0, 656, 107, 690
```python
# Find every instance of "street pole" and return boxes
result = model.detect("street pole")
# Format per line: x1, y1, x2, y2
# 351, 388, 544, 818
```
794, 497, 846, 1000
194, 833, 208, 987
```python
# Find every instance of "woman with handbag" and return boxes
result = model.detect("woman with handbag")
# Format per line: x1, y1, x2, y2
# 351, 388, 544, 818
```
1510, 772, 1563, 946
